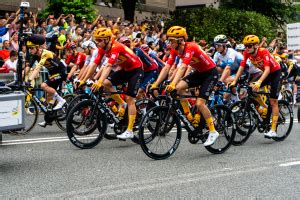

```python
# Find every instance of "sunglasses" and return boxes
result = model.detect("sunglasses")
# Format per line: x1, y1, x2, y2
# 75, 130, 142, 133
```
168, 38, 180, 43
95, 38, 106, 43
28, 47, 35, 50
214, 43, 224, 48
245, 44, 254, 48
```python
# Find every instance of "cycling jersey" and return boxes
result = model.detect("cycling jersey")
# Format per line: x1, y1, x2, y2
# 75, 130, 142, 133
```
213, 48, 243, 74
167, 42, 216, 72
36, 49, 66, 75
149, 54, 165, 70
133, 47, 158, 72
95, 40, 142, 71
84, 48, 99, 66
65, 52, 86, 69
240, 48, 280, 73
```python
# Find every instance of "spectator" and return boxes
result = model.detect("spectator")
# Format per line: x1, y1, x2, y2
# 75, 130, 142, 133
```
2, 50, 18, 73
9, 31, 19, 51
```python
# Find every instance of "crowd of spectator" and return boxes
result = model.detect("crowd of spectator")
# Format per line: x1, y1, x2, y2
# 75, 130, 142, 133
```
0, 8, 300, 75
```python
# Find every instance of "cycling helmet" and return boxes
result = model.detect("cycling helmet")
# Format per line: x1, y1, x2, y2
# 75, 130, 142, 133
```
66, 42, 77, 50
199, 39, 207, 46
93, 28, 112, 39
280, 53, 288, 59
26, 34, 46, 47
213, 35, 228, 44
243, 35, 260, 45
118, 36, 130, 44
236, 44, 245, 51
140, 44, 149, 52
167, 26, 187, 39
266, 46, 274, 53
81, 41, 97, 49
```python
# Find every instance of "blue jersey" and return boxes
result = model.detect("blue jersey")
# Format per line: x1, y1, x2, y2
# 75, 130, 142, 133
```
213, 48, 243, 74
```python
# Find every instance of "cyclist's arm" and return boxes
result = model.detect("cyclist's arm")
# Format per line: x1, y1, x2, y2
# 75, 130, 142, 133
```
258, 66, 270, 83
171, 63, 188, 85
153, 63, 171, 86
28, 51, 50, 81
219, 65, 231, 82
97, 64, 112, 84
67, 64, 78, 80
82, 62, 97, 82
233, 66, 245, 83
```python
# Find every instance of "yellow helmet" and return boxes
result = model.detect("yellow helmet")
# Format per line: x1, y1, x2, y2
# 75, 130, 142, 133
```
167, 26, 187, 39
93, 28, 112, 39
26, 41, 38, 47
280, 53, 288, 59
274, 55, 282, 63
243, 35, 260, 45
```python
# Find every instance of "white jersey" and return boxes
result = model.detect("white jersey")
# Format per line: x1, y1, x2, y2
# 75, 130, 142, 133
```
213, 48, 243, 74
84, 48, 99, 66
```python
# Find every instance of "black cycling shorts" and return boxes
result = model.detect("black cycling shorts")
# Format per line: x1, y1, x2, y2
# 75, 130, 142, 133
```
261, 70, 281, 99
108, 67, 144, 97
45, 74, 64, 90
182, 68, 218, 100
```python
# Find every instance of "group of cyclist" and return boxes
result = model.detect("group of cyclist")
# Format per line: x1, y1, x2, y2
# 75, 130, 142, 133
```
23, 25, 299, 146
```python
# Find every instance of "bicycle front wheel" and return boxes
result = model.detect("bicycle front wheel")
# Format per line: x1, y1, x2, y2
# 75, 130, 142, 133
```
66, 100, 106, 149
138, 106, 182, 160
273, 100, 293, 141
205, 105, 236, 154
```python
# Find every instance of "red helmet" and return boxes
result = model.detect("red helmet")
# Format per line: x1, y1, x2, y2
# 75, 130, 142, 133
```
140, 44, 149, 52
118, 36, 130, 44
66, 42, 77, 50
199, 39, 207, 46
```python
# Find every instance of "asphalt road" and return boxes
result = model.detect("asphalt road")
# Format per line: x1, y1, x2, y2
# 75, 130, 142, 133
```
1, 109, 300, 199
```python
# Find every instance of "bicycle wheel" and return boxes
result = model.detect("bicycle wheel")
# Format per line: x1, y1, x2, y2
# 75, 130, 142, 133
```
205, 105, 236, 154
66, 100, 106, 149
230, 101, 255, 146
138, 106, 182, 160
66, 94, 90, 115
273, 100, 293, 142
55, 93, 76, 132
9, 95, 39, 134
281, 89, 293, 105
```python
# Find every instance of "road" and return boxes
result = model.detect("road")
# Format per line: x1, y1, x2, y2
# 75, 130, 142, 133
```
1, 110, 300, 199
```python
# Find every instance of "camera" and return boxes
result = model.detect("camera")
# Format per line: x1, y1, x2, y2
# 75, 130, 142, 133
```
20, 2, 30, 8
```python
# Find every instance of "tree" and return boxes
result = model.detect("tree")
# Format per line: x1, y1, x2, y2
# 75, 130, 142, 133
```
219, 0, 297, 27
41, 0, 97, 22
166, 7, 276, 43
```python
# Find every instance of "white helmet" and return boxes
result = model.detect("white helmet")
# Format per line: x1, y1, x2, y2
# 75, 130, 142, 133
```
81, 40, 97, 49
236, 44, 245, 51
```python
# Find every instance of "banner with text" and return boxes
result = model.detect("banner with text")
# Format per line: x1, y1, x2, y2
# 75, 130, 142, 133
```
287, 23, 300, 51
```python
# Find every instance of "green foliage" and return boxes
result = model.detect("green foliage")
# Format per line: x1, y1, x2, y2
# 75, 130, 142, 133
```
166, 8, 276, 43
220, 0, 297, 25
41, 0, 97, 22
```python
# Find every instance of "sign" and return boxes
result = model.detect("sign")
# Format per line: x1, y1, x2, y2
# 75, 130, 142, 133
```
0, 100, 23, 127
287, 23, 300, 51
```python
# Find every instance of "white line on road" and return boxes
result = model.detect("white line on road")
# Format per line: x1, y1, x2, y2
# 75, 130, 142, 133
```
279, 161, 300, 167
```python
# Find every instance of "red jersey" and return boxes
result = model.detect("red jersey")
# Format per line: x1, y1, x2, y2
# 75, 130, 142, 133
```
66, 52, 86, 69
240, 48, 280, 73
94, 40, 142, 71
167, 42, 215, 72
93, 48, 106, 66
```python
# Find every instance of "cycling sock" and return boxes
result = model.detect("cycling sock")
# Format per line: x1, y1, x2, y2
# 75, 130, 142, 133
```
180, 99, 191, 115
111, 94, 126, 106
205, 117, 216, 132
271, 115, 279, 132
127, 114, 136, 131
54, 92, 64, 102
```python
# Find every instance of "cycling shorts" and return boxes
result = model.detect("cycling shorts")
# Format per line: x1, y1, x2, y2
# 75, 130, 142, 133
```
45, 73, 64, 90
139, 70, 158, 90
261, 69, 281, 99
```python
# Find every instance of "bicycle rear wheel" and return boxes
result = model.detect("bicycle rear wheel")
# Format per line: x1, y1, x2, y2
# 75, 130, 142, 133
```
273, 100, 293, 141
230, 101, 255, 146
66, 100, 106, 149
138, 106, 181, 160
55, 93, 76, 132
205, 105, 236, 154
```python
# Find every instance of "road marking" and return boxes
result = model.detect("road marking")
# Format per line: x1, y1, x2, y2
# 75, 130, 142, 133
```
279, 161, 300, 167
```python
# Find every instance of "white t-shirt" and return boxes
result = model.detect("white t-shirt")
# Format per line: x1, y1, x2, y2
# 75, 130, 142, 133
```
4, 59, 17, 71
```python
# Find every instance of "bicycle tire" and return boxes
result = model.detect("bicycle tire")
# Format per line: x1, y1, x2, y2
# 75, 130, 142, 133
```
272, 100, 293, 142
66, 100, 106, 149
55, 93, 76, 132
205, 105, 236, 154
138, 106, 182, 160
230, 101, 255, 146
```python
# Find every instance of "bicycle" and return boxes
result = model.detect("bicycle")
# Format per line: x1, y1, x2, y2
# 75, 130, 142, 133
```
230, 83, 293, 145
66, 89, 156, 149
138, 91, 236, 160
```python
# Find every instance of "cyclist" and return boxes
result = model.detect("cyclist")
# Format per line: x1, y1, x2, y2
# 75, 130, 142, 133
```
152, 26, 219, 146
230, 35, 281, 138
26, 34, 67, 127
213, 34, 243, 102
91, 28, 144, 139
65, 42, 86, 81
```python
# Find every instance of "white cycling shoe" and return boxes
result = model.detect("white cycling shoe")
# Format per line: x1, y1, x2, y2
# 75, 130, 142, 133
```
53, 99, 66, 111
117, 130, 134, 139
264, 130, 277, 138
203, 131, 219, 146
